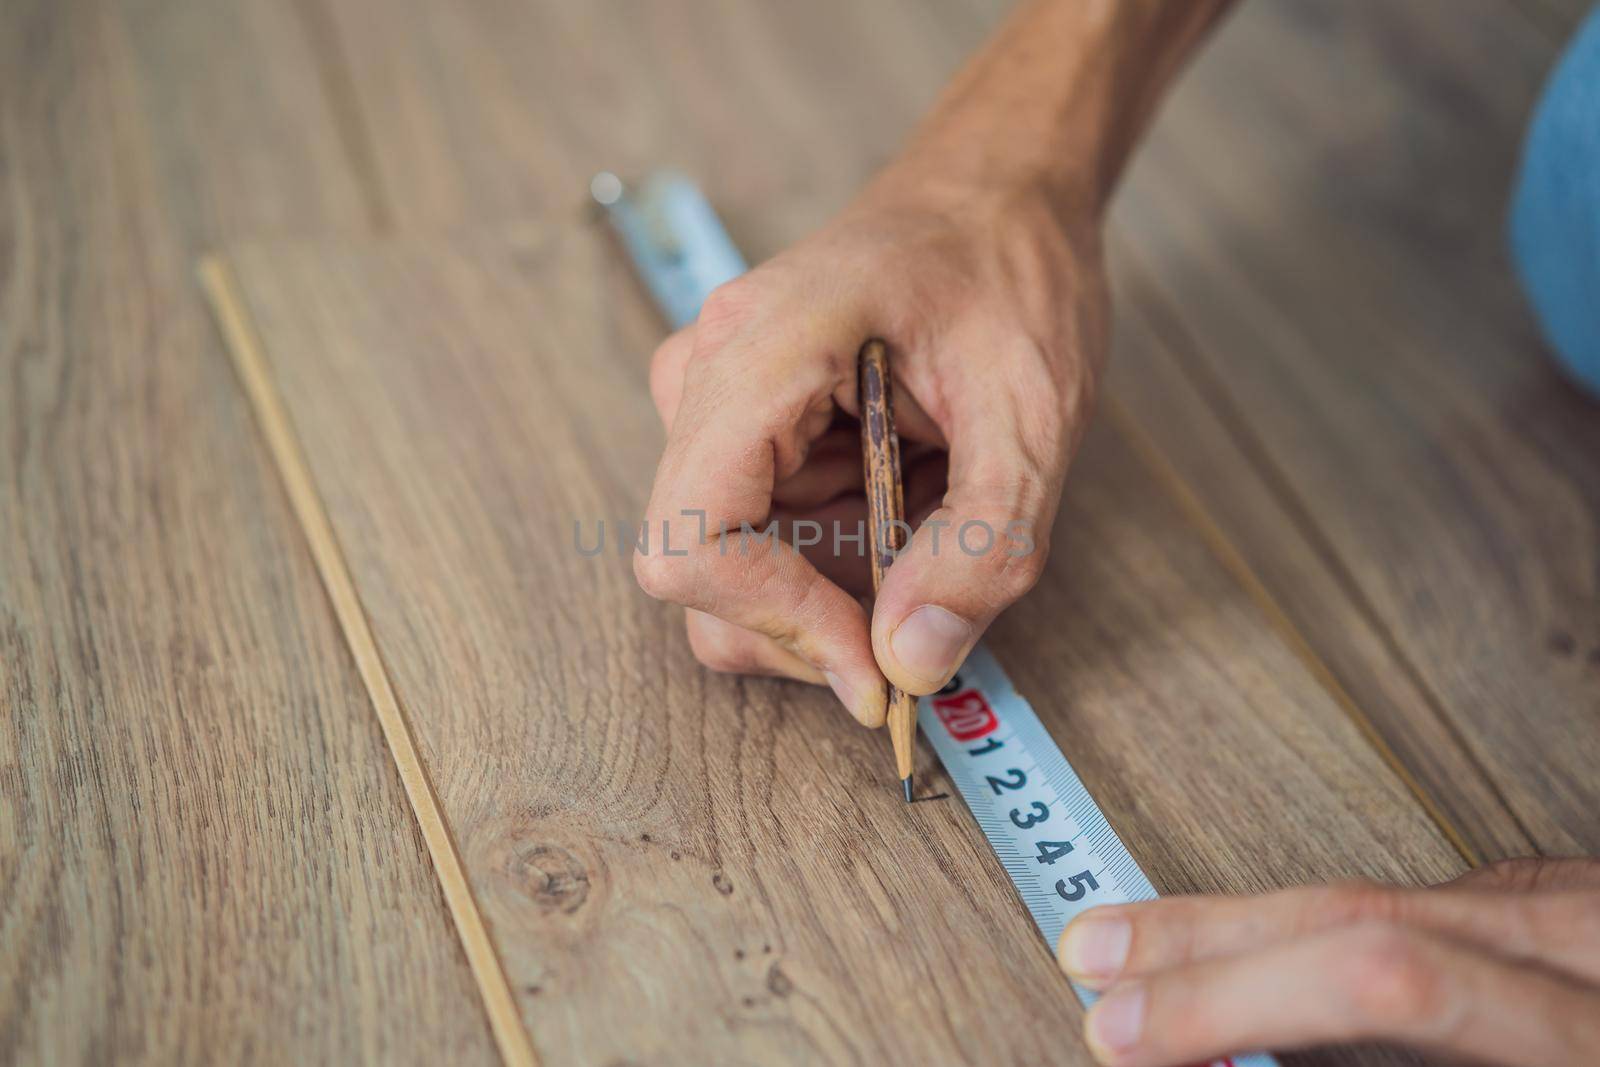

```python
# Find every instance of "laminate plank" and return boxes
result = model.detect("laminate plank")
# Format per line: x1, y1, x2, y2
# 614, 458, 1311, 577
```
1105, 283, 1531, 862
0, 2, 494, 1060
210, 222, 1464, 1064
312, 0, 1002, 240
1110, 0, 1600, 854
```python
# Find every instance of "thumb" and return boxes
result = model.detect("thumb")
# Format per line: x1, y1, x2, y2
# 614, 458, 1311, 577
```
870, 436, 1062, 695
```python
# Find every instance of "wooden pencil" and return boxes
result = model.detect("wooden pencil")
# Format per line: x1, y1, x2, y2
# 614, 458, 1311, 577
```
858, 339, 918, 802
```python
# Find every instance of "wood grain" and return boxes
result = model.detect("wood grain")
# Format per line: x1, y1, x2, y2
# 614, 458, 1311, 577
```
310, 0, 999, 241
0, 2, 493, 1061
1110, 0, 1600, 856
200, 259, 536, 1067
210, 221, 1465, 1064
1106, 264, 1535, 863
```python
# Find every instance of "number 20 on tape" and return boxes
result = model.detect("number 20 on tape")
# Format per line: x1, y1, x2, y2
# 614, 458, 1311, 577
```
931, 688, 999, 742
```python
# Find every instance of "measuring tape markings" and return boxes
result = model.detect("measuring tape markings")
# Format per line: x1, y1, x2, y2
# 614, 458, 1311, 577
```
600, 172, 1278, 1067
919, 646, 1155, 954
921, 646, 1275, 1067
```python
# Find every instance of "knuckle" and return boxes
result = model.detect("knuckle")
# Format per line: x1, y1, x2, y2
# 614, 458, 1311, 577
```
950, 509, 1049, 602
946, 476, 1057, 605
648, 333, 692, 405
695, 278, 759, 337
1340, 924, 1449, 1035
992, 539, 1049, 601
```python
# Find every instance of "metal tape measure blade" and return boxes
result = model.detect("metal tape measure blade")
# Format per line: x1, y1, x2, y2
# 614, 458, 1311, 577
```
920, 644, 1158, 952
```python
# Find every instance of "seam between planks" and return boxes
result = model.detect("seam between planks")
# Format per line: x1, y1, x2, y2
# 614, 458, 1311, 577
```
1116, 245, 1541, 860
287, 0, 395, 234
1102, 396, 1482, 868
198, 257, 537, 1067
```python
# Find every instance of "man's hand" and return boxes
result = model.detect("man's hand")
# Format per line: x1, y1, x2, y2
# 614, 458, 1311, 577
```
1057, 858, 1600, 1066
636, 173, 1105, 723
634, 0, 1233, 722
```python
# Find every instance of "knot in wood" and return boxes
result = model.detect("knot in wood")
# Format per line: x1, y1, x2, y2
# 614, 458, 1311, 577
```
508, 844, 590, 914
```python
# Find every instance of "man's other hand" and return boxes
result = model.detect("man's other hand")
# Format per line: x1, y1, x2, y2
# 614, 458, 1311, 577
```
1058, 857, 1600, 1066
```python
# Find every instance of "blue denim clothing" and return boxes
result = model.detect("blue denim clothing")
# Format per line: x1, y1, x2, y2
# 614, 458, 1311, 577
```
1510, 5, 1600, 398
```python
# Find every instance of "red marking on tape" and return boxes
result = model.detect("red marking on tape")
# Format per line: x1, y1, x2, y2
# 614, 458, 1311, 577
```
931, 689, 998, 742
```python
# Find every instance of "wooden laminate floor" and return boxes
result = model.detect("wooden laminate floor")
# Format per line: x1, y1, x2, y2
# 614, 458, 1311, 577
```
4, 0, 1596, 1063
201, 221, 1462, 1063
1, 2, 493, 1062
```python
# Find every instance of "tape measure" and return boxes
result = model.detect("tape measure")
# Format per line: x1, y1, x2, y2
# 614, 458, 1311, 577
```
598, 171, 1277, 1067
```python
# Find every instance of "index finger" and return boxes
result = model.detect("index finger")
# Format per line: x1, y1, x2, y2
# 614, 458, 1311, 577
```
633, 298, 887, 727
1060, 880, 1600, 990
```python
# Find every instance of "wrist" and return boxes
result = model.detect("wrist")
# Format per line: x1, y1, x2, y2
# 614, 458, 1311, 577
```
855, 147, 1102, 255
874, 0, 1234, 218
885, 125, 1106, 222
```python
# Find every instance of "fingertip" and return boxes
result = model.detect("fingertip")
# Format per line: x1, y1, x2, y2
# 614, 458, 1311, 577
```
1084, 984, 1146, 1065
1058, 911, 1132, 988
878, 603, 974, 694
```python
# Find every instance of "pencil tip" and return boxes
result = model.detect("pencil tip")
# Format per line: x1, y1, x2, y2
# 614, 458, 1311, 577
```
902, 776, 914, 804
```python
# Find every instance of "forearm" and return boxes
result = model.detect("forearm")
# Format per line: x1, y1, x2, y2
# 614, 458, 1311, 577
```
889, 0, 1235, 214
